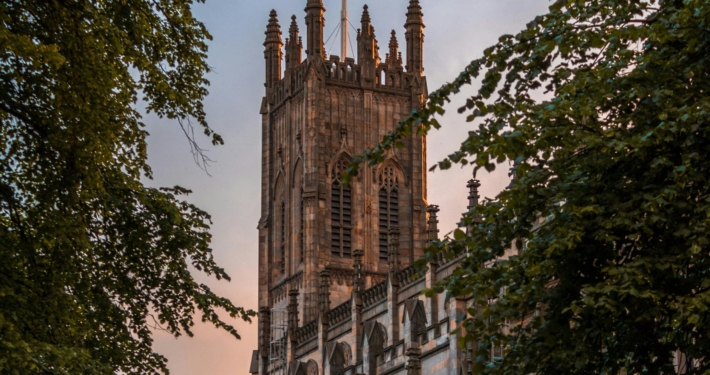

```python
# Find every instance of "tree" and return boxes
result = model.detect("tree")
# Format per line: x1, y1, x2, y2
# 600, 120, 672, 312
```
0, 1, 253, 374
349, 0, 710, 374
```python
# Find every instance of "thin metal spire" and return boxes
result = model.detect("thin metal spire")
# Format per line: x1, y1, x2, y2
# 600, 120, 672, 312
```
341, 0, 348, 58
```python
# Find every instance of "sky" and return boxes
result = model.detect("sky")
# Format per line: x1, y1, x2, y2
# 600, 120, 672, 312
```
142, 0, 552, 374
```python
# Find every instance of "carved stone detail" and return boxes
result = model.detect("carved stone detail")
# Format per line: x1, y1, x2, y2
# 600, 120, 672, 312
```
365, 196, 373, 215
303, 197, 317, 207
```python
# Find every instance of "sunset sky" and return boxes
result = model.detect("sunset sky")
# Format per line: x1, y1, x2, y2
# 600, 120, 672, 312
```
142, 0, 551, 373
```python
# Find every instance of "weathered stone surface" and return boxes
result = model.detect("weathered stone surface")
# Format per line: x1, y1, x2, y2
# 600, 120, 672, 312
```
253, 2, 479, 375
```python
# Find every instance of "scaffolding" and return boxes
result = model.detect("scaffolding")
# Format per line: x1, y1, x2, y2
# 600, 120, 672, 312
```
269, 309, 288, 375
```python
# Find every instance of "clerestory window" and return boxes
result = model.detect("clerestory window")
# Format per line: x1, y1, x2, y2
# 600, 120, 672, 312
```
379, 166, 400, 261
331, 158, 352, 258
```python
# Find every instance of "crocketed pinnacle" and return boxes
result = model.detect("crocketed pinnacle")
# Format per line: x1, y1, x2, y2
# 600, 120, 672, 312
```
264, 10, 282, 45
426, 205, 441, 244
405, 0, 424, 26
361, 4, 371, 25
305, 0, 324, 10
389, 30, 398, 54
467, 172, 481, 210
289, 15, 299, 42
387, 30, 401, 66
286, 14, 302, 69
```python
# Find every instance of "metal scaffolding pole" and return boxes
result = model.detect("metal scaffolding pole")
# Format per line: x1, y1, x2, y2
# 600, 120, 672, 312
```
269, 309, 288, 375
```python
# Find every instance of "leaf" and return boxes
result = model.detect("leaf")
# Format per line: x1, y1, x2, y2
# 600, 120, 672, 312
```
0, 1, 249, 373
454, 229, 466, 241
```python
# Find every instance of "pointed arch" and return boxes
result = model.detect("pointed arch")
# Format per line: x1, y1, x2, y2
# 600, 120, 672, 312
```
363, 321, 387, 348
376, 158, 405, 189
291, 157, 303, 188
306, 360, 319, 375
290, 359, 318, 375
326, 341, 352, 375
328, 151, 353, 181
340, 342, 352, 367
273, 170, 284, 200
362, 321, 386, 375
304, 58, 326, 81
291, 361, 308, 375
327, 341, 344, 369
403, 299, 428, 343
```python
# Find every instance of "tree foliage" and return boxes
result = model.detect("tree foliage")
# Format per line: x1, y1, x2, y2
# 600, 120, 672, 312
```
349, 0, 710, 373
0, 1, 252, 374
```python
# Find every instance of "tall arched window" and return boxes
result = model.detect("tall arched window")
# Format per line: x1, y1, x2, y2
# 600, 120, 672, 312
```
331, 158, 352, 258
280, 201, 286, 274
379, 166, 400, 261
274, 175, 285, 278
300, 198, 304, 263
293, 160, 304, 265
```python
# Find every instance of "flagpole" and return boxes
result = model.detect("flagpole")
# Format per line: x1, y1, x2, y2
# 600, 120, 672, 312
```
341, 0, 348, 58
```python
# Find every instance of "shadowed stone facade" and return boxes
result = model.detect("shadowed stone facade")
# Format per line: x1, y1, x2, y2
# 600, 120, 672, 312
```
251, 2, 477, 374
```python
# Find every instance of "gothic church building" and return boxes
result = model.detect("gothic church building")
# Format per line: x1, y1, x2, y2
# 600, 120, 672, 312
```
252, 1, 476, 374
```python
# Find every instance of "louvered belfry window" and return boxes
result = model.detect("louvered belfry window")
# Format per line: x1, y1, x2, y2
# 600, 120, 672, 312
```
379, 166, 400, 261
299, 199, 304, 263
280, 201, 286, 273
331, 158, 352, 258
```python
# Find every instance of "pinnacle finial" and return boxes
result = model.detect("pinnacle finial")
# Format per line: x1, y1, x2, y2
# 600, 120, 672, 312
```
408, 0, 422, 11
389, 30, 398, 48
467, 175, 481, 211
426, 204, 440, 247
387, 30, 401, 66
306, 0, 324, 9
405, 0, 424, 26
289, 14, 299, 40
286, 14, 302, 69
265, 10, 282, 45
361, 4, 371, 23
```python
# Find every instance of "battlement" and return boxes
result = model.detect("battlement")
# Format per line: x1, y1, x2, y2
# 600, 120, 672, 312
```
263, 1, 426, 111
324, 55, 417, 92
268, 55, 421, 110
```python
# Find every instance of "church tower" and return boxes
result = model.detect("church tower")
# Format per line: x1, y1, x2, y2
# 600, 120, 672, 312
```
255, 1, 430, 374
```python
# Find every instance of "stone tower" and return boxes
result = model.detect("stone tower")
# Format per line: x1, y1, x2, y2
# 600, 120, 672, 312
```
255, 1, 431, 374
